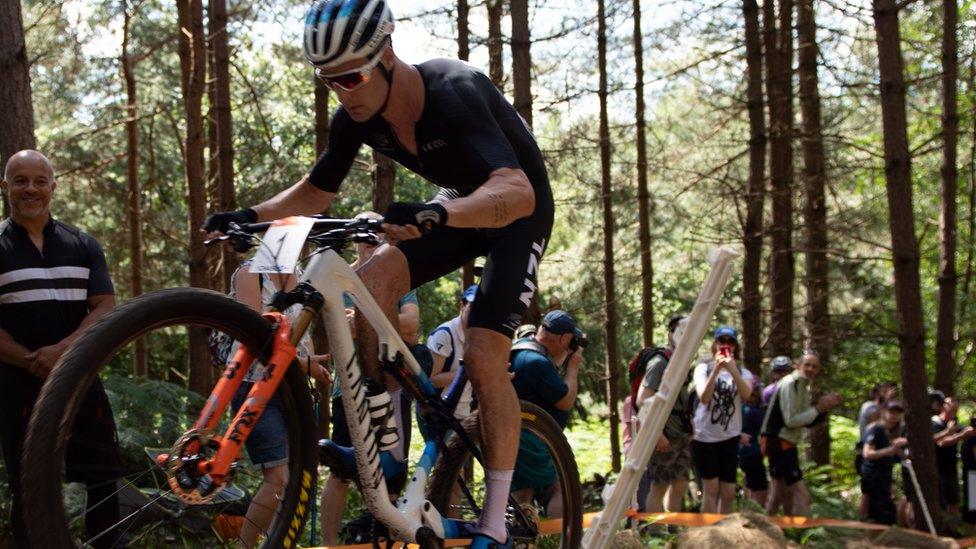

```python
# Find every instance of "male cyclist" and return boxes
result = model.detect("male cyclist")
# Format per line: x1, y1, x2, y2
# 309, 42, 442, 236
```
203, 1, 553, 546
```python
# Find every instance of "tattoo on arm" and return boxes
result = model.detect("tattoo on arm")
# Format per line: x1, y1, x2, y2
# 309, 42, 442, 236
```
487, 192, 509, 225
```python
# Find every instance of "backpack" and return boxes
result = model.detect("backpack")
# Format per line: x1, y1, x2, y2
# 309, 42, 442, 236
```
627, 347, 671, 411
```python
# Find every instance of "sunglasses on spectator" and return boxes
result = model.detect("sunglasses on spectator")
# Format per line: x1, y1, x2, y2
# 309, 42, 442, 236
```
315, 54, 384, 92
716, 337, 736, 345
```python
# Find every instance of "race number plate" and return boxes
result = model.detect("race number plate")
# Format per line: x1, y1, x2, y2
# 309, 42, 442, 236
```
249, 216, 315, 274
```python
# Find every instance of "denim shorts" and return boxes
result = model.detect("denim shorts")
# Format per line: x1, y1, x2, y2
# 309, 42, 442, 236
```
231, 383, 288, 470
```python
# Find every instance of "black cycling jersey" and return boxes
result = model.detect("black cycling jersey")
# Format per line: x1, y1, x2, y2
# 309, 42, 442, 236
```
308, 58, 554, 337
309, 58, 550, 197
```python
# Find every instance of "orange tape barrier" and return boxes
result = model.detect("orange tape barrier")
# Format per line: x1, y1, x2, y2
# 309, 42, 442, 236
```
315, 511, 975, 548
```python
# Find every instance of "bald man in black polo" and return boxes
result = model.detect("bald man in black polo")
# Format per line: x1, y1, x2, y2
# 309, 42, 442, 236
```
0, 150, 121, 548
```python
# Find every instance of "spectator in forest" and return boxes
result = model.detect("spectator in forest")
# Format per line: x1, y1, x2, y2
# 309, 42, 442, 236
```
510, 310, 584, 518
860, 400, 908, 525
0, 150, 122, 548
855, 381, 898, 519
224, 262, 330, 547
691, 326, 754, 514
739, 377, 768, 507
761, 356, 793, 407
426, 285, 477, 421
961, 416, 976, 525
630, 315, 692, 514
320, 211, 424, 545
761, 351, 842, 516
930, 392, 975, 518
859, 382, 899, 439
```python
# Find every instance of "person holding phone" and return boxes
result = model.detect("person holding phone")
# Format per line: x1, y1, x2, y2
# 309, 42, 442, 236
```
691, 326, 754, 513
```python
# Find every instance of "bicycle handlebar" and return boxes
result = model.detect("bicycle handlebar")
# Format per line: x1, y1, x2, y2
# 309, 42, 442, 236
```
204, 216, 386, 248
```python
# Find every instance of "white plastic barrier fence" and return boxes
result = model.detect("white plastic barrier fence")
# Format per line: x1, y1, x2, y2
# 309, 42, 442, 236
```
582, 247, 740, 549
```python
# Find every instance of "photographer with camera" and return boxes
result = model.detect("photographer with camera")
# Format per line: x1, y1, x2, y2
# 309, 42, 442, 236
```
691, 326, 754, 514
509, 310, 586, 518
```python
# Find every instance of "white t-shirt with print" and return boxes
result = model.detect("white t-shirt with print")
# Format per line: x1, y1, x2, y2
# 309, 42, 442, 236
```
692, 360, 754, 443
427, 316, 473, 418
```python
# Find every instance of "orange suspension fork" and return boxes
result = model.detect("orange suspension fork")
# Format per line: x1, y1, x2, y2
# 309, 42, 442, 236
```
200, 312, 297, 482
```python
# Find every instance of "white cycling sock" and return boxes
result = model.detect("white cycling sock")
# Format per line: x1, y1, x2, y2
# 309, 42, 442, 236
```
477, 468, 514, 542
389, 389, 405, 462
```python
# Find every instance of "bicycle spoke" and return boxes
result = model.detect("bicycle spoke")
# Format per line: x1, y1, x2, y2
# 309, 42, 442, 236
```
82, 486, 176, 548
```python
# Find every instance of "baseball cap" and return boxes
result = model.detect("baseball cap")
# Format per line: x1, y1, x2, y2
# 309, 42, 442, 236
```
929, 390, 947, 404
461, 285, 478, 303
885, 400, 905, 412
714, 326, 738, 341
542, 310, 582, 337
770, 355, 793, 373
514, 324, 537, 340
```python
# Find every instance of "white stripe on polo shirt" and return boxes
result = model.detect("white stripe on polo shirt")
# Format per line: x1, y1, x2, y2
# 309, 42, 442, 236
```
0, 288, 89, 304
0, 266, 91, 288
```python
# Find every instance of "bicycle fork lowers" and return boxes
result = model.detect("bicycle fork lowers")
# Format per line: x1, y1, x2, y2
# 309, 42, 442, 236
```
157, 312, 298, 504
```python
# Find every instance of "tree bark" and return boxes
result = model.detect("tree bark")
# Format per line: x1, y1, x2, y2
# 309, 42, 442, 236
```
634, 0, 655, 347
872, 0, 942, 529
210, 0, 238, 293
122, 1, 148, 379
0, 0, 37, 217
934, 0, 958, 396
178, 0, 213, 395
314, 77, 331, 156
457, 0, 470, 61
766, 0, 795, 359
742, 0, 766, 376
510, 0, 532, 127
797, 0, 830, 465
597, 0, 622, 473
487, 0, 505, 91
372, 151, 395, 213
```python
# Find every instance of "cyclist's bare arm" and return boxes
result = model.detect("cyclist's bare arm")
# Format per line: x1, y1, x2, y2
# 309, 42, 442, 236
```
252, 176, 335, 221
0, 327, 31, 369
443, 167, 535, 228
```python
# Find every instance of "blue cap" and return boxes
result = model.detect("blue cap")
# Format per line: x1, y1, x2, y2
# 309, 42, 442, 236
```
542, 310, 582, 337
714, 326, 738, 341
461, 285, 478, 303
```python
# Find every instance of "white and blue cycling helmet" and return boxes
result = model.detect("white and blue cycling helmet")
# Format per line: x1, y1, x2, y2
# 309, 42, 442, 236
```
303, 0, 395, 70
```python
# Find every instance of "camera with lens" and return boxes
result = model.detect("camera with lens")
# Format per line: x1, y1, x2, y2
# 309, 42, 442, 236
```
569, 332, 588, 352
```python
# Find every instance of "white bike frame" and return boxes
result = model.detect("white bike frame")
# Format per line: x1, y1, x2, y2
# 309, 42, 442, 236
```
300, 247, 446, 542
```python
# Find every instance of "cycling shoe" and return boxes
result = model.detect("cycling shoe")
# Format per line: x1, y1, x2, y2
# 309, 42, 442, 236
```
470, 533, 512, 549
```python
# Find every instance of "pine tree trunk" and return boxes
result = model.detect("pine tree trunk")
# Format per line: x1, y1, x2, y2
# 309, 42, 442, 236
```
487, 0, 504, 91
872, 0, 942, 529
372, 151, 395, 213
210, 0, 238, 293
315, 77, 331, 156
797, 0, 830, 465
742, 0, 766, 376
934, 0, 958, 396
597, 0, 622, 473
510, 0, 532, 127
457, 0, 470, 61
766, 0, 795, 358
122, 1, 147, 379
742, 0, 771, 374
458, 0, 475, 289
0, 0, 37, 217
634, 0, 655, 347
178, 0, 213, 395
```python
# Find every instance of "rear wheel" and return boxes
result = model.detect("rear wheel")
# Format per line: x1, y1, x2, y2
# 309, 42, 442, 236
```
22, 288, 319, 548
427, 401, 583, 548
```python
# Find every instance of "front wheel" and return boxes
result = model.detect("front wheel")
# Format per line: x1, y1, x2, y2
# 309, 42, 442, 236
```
427, 401, 583, 548
22, 288, 319, 548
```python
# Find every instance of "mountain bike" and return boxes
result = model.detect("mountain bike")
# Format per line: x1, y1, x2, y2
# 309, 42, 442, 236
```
22, 216, 582, 548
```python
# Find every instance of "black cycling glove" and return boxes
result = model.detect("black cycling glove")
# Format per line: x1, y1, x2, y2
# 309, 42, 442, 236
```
202, 208, 258, 233
383, 202, 448, 235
